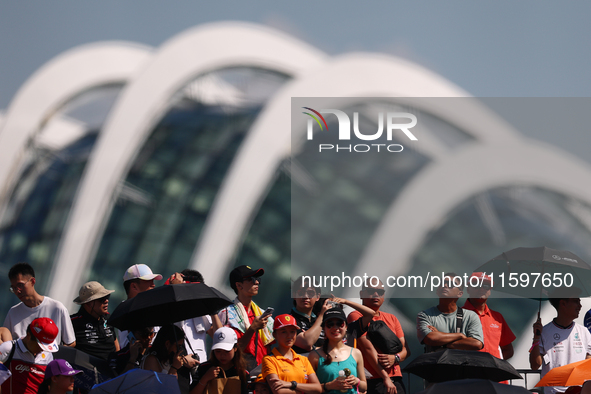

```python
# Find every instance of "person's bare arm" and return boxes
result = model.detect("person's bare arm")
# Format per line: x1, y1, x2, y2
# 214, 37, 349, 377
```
501, 343, 514, 360
422, 325, 465, 347
357, 336, 396, 394
0, 327, 12, 344
377, 336, 410, 370
266, 373, 322, 394
529, 318, 543, 370
207, 314, 223, 337
294, 300, 330, 351
64, 341, 76, 347
445, 337, 483, 350
331, 296, 378, 327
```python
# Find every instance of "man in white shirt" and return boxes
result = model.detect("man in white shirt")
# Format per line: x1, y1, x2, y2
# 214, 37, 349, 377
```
3, 263, 75, 347
530, 288, 591, 394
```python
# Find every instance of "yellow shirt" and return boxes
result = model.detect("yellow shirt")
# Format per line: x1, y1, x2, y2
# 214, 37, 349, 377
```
262, 348, 315, 383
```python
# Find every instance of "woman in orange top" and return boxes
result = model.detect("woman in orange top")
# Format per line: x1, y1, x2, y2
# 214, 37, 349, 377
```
262, 314, 322, 394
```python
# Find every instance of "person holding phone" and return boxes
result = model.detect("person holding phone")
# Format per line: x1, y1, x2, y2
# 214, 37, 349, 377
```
218, 265, 274, 370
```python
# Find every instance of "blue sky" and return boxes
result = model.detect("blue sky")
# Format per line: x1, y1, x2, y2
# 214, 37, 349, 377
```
2, 1, 591, 156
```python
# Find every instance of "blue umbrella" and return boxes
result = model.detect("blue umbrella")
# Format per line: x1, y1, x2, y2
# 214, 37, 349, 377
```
90, 369, 180, 394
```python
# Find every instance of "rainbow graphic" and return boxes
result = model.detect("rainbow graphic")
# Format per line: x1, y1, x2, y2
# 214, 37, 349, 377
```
302, 107, 328, 131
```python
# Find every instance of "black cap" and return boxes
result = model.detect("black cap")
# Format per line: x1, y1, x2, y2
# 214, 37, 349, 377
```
229, 265, 264, 291
322, 307, 346, 324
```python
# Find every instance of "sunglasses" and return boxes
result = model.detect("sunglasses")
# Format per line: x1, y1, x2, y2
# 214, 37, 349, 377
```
295, 289, 317, 298
324, 320, 345, 329
97, 295, 111, 303
363, 288, 385, 296
244, 276, 262, 284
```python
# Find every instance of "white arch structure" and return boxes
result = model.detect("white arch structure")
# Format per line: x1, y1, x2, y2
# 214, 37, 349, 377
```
190, 53, 522, 286
0, 42, 153, 214
345, 140, 591, 370
49, 22, 327, 303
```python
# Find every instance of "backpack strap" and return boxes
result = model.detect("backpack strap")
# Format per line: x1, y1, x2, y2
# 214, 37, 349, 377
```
455, 307, 464, 333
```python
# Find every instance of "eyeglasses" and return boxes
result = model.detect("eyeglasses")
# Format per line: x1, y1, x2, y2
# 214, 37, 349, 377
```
9, 277, 32, 293
363, 288, 385, 296
295, 289, 317, 298
325, 320, 345, 329
244, 276, 262, 284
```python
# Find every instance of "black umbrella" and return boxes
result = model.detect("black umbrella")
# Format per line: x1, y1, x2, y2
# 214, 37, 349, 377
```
415, 379, 530, 394
54, 346, 115, 391
107, 282, 232, 331
403, 349, 522, 383
474, 246, 591, 320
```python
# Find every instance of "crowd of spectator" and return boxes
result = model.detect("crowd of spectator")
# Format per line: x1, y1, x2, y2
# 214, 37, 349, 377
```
0, 262, 589, 394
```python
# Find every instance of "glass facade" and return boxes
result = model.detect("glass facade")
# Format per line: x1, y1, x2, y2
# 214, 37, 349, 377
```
88, 68, 289, 305
0, 85, 123, 317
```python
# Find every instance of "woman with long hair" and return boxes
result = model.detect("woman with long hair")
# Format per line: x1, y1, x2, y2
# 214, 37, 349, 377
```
191, 327, 248, 394
141, 324, 186, 377
262, 314, 322, 394
308, 307, 368, 394
37, 359, 82, 394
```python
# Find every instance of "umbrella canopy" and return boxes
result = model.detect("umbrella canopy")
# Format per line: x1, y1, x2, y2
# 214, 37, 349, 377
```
108, 283, 232, 330
54, 346, 115, 391
403, 349, 522, 383
535, 358, 591, 388
474, 247, 591, 299
90, 369, 180, 394
0, 364, 11, 385
416, 379, 531, 394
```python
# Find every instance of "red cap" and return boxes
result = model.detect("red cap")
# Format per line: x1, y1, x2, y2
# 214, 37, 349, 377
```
30, 318, 59, 353
273, 314, 299, 331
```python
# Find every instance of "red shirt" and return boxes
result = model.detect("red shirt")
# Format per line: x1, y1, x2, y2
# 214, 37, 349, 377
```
232, 306, 268, 365
462, 300, 516, 359
348, 310, 404, 378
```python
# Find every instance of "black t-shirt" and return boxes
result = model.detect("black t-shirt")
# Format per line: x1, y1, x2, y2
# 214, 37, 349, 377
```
290, 308, 324, 354
70, 307, 117, 360
193, 361, 248, 394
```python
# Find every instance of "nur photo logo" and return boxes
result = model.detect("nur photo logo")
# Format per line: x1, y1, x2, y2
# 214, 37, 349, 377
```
302, 107, 418, 153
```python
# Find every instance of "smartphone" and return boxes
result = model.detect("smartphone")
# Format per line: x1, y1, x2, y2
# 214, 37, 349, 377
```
127, 331, 136, 344
261, 307, 274, 318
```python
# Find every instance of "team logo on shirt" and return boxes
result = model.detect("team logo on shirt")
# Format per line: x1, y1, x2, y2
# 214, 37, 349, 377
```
575, 333, 580, 340
554, 333, 560, 340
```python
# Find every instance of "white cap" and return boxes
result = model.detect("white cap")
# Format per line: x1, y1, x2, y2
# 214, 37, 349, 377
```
211, 327, 237, 351
123, 264, 163, 281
